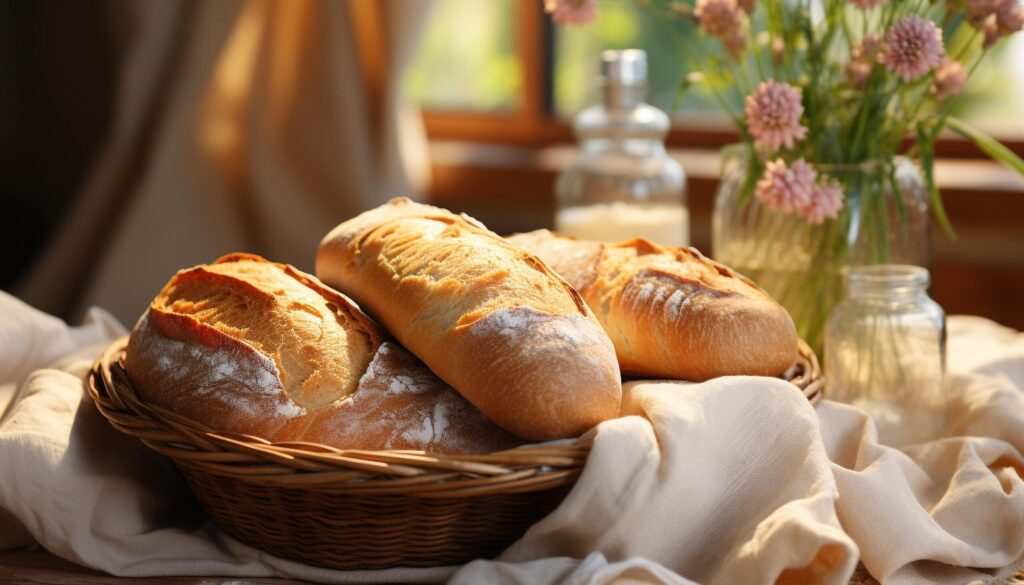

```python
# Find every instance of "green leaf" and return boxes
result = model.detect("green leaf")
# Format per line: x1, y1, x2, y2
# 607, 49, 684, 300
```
916, 124, 957, 240
946, 116, 1024, 177
672, 73, 694, 116
887, 164, 908, 241
736, 146, 762, 207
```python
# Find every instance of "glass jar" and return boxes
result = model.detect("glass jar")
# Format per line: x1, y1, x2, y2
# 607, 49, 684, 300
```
825, 265, 947, 447
556, 49, 688, 246
712, 148, 930, 353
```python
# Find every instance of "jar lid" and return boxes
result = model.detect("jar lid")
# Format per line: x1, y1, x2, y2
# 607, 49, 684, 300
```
600, 49, 647, 87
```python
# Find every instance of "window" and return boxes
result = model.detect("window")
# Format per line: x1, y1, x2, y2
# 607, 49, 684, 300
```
405, 0, 1024, 142
552, 3, 724, 122
402, 0, 522, 112
400, 0, 1024, 331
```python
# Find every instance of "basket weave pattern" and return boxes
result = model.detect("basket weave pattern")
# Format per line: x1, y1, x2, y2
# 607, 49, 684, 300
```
179, 466, 573, 568
87, 337, 822, 569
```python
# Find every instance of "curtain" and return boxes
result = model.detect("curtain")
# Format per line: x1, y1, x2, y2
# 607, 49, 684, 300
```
15, 0, 432, 325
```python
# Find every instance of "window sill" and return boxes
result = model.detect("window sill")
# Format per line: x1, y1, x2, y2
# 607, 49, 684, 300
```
426, 140, 1024, 329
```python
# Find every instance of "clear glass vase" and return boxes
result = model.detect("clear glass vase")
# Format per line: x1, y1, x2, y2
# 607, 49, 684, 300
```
711, 147, 931, 354
825, 265, 947, 447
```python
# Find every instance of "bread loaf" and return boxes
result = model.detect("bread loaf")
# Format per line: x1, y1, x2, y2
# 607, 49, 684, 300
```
315, 198, 623, 441
506, 230, 799, 380
125, 253, 520, 453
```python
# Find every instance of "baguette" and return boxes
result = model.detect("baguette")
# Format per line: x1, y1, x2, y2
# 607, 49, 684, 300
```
316, 198, 623, 440
507, 230, 799, 380
125, 253, 520, 453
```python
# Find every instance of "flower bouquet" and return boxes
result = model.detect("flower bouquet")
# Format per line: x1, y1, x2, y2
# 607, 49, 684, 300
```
546, 0, 1024, 352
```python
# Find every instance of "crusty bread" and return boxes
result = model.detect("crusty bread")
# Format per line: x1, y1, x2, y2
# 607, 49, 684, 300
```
315, 198, 623, 441
507, 230, 799, 381
125, 253, 520, 453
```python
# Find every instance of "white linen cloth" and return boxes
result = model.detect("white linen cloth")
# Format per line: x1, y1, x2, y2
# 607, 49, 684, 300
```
1, 291, 1023, 584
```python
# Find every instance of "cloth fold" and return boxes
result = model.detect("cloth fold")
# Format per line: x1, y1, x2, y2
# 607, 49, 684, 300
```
1, 291, 1023, 585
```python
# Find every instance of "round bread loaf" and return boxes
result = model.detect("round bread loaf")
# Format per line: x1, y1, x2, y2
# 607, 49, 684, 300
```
125, 253, 520, 453
507, 230, 799, 381
316, 198, 623, 441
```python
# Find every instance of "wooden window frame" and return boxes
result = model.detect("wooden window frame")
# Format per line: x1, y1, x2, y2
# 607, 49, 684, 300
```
418, 0, 1024, 158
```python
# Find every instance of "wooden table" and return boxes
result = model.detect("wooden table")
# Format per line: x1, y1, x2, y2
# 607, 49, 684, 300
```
3, 548, 1022, 584
0, 549, 309, 584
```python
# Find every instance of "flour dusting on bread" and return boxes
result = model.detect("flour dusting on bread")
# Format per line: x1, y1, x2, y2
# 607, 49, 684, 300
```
126, 254, 520, 454
129, 310, 305, 427
306, 342, 520, 453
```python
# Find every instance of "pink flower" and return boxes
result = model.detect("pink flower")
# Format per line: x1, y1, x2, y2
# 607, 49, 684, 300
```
967, 0, 1001, 25
846, 34, 882, 88
849, 0, 887, 10
968, 0, 1023, 39
696, 0, 743, 36
695, 0, 749, 58
997, 0, 1024, 34
756, 158, 817, 215
931, 58, 967, 99
723, 25, 748, 58
745, 81, 808, 151
544, 0, 597, 26
982, 19, 1001, 48
799, 179, 845, 224
879, 16, 945, 82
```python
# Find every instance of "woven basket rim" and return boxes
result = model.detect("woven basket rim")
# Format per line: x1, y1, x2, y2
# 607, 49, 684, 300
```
86, 337, 823, 496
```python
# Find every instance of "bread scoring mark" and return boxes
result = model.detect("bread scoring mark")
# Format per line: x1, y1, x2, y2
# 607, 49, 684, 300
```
617, 237, 661, 256
520, 254, 589, 317
134, 309, 305, 419
354, 214, 456, 255
166, 267, 275, 309
153, 257, 377, 410
624, 269, 730, 314
281, 264, 384, 358
354, 206, 589, 335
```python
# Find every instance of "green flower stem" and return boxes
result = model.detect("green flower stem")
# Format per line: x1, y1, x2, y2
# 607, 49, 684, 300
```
639, 3, 746, 124
874, 170, 890, 263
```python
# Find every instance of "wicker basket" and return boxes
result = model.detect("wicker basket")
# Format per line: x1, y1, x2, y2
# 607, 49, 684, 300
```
87, 337, 823, 570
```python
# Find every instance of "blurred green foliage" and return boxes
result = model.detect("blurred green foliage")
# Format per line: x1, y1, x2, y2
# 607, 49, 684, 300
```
553, 3, 722, 119
402, 0, 521, 111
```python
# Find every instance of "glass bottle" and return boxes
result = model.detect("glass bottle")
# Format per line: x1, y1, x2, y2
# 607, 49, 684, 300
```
712, 151, 930, 354
825, 265, 947, 447
555, 49, 688, 246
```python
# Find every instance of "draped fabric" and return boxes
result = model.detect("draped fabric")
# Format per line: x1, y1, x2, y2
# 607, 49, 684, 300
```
15, 0, 432, 326
2, 293, 1024, 585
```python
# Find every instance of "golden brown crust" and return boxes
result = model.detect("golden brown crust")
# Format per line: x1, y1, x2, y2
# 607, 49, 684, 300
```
316, 198, 623, 440
507, 230, 799, 380
147, 254, 381, 409
281, 342, 522, 453
125, 254, 521, 454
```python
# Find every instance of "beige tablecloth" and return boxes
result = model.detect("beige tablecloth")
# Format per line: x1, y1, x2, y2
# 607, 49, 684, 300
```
1, 291, 1022, 584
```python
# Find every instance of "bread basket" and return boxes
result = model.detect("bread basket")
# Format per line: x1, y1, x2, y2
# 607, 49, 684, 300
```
87, 337, 823, 570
